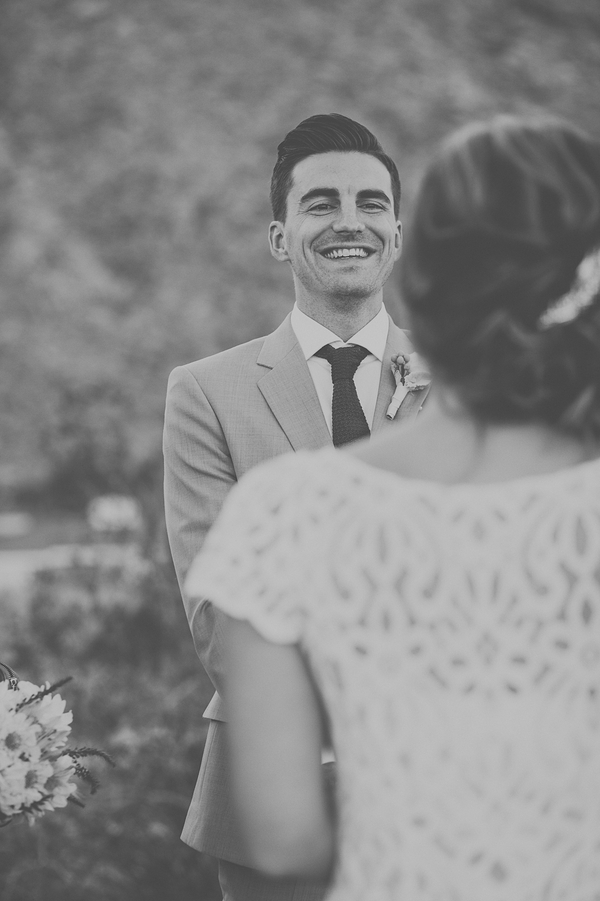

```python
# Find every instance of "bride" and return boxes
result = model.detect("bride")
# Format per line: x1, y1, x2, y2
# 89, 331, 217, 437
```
185, 115, 600, 900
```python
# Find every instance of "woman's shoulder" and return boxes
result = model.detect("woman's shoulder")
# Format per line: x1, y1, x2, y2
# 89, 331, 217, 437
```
237, 443, 600, 527
240, 446, 368, 495
229, 447, 402, 530
347, 422, 600, 495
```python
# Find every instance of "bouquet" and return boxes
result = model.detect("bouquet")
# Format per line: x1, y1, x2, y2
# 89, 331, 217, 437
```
0, 661, 114, 826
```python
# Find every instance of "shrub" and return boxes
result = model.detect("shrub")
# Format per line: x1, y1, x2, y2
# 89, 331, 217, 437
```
1, 548, 221, 900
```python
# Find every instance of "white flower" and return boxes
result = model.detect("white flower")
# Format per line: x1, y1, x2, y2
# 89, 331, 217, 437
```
0, 672, 112, 826
28, 692, 73, 751
386, 352, 432, 420
43, 756, 78, 809
0, 710, 42, 762
0, 758, 28, 812
0, 679, 77, 823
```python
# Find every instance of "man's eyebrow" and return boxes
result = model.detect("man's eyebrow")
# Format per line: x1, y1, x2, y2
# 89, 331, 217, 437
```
299, 188, 340, 205
298, 188, 392, 206
356, 189, 392, 205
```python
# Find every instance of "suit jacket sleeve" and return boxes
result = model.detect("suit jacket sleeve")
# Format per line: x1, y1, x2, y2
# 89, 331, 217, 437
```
163, 364, 235, 697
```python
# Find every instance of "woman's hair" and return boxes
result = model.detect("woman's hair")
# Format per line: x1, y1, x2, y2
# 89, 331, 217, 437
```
270, 113, 401, 222
401, 115, 600, 440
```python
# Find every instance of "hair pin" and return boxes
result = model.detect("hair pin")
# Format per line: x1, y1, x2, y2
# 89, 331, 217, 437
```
538, 247, 600, 329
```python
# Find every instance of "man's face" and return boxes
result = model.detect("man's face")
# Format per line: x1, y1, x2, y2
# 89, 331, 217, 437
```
269, 151, 402, 306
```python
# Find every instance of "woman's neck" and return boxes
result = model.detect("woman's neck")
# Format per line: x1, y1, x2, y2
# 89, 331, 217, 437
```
350, 384, 598, 485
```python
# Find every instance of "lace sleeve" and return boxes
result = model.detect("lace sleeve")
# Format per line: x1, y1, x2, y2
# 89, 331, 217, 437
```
184, 453, 310, 644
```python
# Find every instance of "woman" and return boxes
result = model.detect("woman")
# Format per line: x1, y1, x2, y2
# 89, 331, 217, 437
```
185, 116, 600, 900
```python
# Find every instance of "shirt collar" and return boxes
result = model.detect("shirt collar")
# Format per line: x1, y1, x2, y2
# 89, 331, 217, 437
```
290, 303, 389, 361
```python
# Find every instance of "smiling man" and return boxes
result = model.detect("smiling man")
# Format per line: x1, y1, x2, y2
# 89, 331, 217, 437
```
269, 149, 401, 332
163, 114, 425, 901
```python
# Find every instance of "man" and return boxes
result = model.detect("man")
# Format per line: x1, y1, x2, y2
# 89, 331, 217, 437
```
163, 113, 426, 901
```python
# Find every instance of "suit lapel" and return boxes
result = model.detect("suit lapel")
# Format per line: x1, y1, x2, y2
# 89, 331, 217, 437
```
257, 313, 428, 447
257, 314, 332, 451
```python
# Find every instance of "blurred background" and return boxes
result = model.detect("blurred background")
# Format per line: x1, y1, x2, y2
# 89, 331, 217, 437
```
0, 0, 599, 898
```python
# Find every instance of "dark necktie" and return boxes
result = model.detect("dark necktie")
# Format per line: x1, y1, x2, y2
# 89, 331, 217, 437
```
315, 344, 371, 447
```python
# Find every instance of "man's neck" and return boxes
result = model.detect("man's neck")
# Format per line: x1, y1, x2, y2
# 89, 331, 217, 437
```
296, 294, 384, 342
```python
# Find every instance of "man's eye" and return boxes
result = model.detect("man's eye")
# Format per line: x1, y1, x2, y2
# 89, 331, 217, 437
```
361, 202, 385, 212
308, 202, 335, 213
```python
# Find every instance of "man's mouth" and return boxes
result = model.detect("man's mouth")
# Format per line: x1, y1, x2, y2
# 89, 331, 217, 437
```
320, 247, 374, 260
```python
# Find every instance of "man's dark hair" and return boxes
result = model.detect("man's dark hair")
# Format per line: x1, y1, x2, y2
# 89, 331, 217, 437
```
270, 113, 401, 222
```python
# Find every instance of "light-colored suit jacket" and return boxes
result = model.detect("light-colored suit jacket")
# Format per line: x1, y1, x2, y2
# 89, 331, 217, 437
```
163, 312, 426, 862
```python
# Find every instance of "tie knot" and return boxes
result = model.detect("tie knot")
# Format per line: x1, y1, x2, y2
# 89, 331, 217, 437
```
315, 344, 370, 382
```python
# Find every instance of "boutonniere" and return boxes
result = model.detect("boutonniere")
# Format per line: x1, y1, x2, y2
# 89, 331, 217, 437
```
385, 352, 431, 420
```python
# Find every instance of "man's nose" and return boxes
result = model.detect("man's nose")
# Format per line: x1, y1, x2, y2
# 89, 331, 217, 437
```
331, 203, 365, 233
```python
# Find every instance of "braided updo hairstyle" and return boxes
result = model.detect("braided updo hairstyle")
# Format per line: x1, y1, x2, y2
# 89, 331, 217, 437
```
400, 115, 600, 440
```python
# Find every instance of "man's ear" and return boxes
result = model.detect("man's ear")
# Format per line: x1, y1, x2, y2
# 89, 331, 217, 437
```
394, 221, 403, 259
268, 221, 290, 262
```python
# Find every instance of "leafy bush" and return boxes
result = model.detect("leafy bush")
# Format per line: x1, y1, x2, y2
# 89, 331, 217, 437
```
0, 548, 221, 901
3, 0, 600, 516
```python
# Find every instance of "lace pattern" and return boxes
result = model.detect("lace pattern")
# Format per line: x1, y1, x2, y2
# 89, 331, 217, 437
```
186, 450, 600, 901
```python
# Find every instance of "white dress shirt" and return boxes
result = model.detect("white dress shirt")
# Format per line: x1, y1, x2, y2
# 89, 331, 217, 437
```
290, 302, 389, 434
291, 303, 388, 765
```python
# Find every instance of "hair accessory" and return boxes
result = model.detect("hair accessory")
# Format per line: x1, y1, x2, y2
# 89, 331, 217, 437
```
538, 248, 600, 329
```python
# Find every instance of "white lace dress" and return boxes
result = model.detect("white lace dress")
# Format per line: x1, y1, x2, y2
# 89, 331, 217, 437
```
185, 449, 600, 901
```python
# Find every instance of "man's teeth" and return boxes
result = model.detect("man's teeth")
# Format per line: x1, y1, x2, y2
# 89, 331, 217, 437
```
323, 248, 369, 259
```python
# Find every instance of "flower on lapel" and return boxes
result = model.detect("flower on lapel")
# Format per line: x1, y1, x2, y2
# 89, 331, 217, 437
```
385, 352, 431, 420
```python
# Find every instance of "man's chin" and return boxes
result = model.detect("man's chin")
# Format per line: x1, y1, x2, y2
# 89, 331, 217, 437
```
325, 278, 382, 299
319, 261, 395, 296
326, 286, 382, 306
